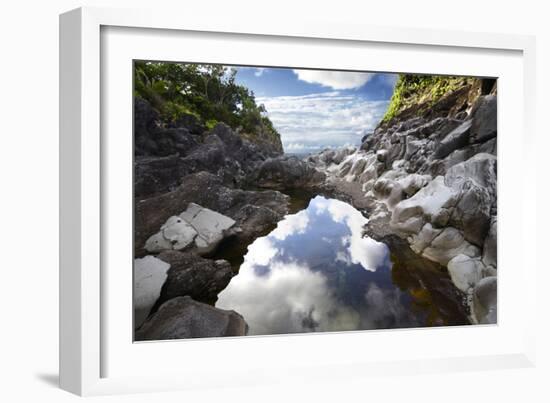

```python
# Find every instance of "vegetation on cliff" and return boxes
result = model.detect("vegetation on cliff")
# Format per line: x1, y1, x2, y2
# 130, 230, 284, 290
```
134, 61, 281, 147
381, 74, 476, 124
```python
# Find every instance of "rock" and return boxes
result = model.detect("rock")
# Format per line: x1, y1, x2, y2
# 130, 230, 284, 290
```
180, 203, 237, 254
433, 120, 472, 159
376, 149, 388, 162
135, 296, 248, 340
155, 251, 233, 306
135, 172, 289, 257
482, 218, 497, 268
391, 176, 458, 234
134, 256, 170, 328
167, 112, 205, 134
409, 223, 442, 255
447, 254, 483, 293
472, 276, 497, 324
133, 103, 284, 197
421, 227, 480, 266
470, 95, 497, 143
445, 153, 496, 246
144, 203, 236, 255
252, 155, 325, 189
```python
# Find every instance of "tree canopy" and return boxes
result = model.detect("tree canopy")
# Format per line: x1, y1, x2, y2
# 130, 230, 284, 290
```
134, 61, 279, 141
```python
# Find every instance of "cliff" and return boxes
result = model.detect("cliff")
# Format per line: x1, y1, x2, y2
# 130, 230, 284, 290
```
302, 74, 498, 324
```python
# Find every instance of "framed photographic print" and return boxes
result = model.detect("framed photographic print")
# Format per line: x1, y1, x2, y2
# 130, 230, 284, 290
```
60, 6, 537, 396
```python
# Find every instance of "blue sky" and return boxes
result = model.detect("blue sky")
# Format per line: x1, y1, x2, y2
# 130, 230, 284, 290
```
234, 66, 397, 154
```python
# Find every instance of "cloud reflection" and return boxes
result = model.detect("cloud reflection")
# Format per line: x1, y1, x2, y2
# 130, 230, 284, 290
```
216, 196, 398, 335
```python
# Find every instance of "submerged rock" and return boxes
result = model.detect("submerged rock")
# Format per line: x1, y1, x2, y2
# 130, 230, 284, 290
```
135, 296, 248, 340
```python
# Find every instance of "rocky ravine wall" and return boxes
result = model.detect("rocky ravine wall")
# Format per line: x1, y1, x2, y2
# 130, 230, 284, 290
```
302, 77, 498, 324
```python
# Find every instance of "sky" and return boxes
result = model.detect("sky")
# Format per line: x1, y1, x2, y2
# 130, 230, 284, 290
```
234, 66, 398, 154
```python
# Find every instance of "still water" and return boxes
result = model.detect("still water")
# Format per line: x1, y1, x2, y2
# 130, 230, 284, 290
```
216, 196, 468, 335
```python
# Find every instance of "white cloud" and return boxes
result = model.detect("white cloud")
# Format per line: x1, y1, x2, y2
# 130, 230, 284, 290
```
254, 68, 266, 77
257, 92, 389, 154
311, 197, 390, 272
215, 195, 397, 335
270, 209, 310, 241
217, 260, 361, 335
244, 237, 278, 266
293, 69, 374, 90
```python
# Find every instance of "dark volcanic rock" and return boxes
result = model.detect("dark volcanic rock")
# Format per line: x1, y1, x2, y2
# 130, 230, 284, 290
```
134, 121, 284, 197
135, 172, 289, 257
251, 155, 326, 189
135, 296, 248, 340
433, 120, 472, 159
167, 113, 205, 134
133, 99, 284, 197
470, 95, 497, 144
155, 251, 233, 306
134, 98, 201, 158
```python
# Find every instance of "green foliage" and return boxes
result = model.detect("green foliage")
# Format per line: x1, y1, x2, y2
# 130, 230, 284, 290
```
382, 74, 469, 123
134, 61, 280, 142
205, 119, 219, 130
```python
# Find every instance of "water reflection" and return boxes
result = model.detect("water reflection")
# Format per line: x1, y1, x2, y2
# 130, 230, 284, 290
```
216, 196, 466, 335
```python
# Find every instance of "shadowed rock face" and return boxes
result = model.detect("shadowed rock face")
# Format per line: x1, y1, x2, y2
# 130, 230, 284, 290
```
250, 155, 326, 190
135, 296, 248, 341
155, 251, 233, 307
135, 171, 289, 258
134, 99, 283, 198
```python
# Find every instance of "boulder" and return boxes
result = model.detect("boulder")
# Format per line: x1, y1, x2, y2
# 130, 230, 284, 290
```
433, 120, 472, 159
447, 254, 483, 293
155, 251, 233, 306
421, 227, 480, 266
135, 296, 248, 340
445, 153, 497, 246
472, 276, 497, 324
470, 95, 497, 143
134, 256, 170, 328
252, 155, 325, 189
482, 218, 497, 268
180, 203, 237, 254
144, 203, 236, 255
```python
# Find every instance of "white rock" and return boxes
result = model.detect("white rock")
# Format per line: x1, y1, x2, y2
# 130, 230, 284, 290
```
409, 223, 442, 255
134, 256, 170, 328
473, 276, 497, 324
144, 232, 173, 253
144, 203, 235, 255
421, 227, 480, 266
447, 254, 484, 293
162, 218, 198, 250
180, 203, 236, 254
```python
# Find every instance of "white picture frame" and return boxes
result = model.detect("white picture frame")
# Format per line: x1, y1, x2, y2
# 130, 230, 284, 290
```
59, 6, 537, 396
